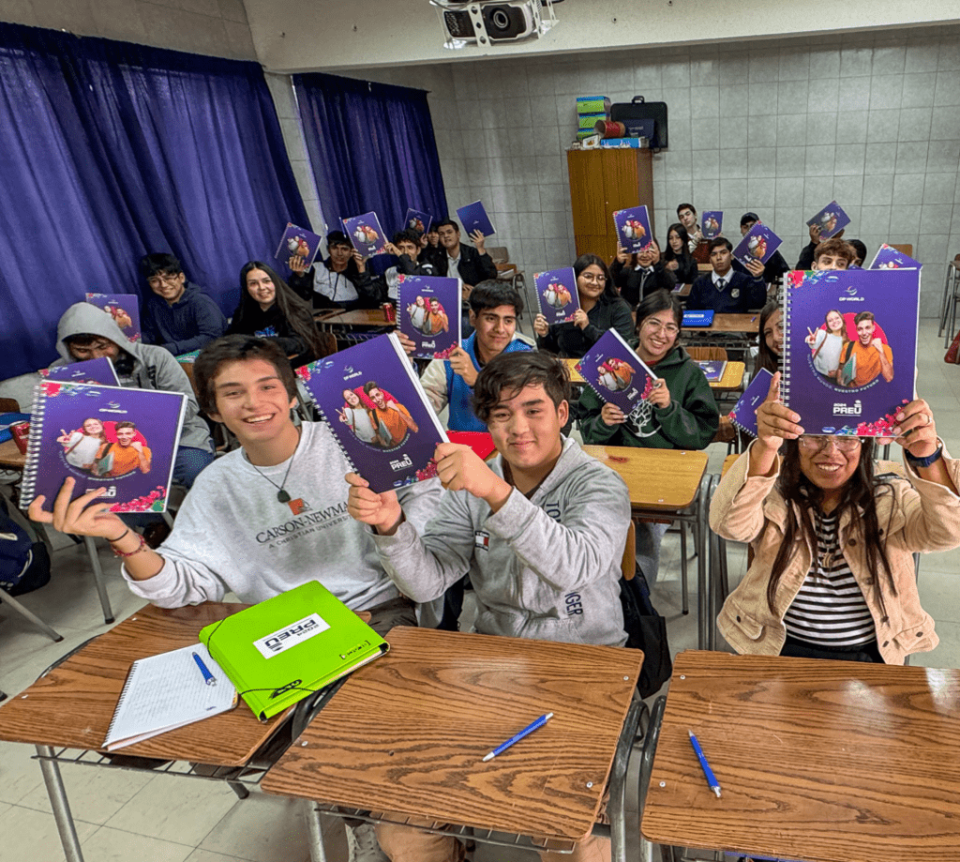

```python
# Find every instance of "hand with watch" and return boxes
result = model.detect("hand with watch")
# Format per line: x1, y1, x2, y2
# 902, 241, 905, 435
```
894, 400, 956, 491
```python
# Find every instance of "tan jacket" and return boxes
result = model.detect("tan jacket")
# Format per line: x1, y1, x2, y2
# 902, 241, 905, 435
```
710, 441, 960, 664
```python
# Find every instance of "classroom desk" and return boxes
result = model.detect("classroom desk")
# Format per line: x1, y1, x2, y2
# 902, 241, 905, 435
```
0, 603, 303, 862
262, 626, 645, 861
682, 313, 759, 335
709, 360, 744, 392
0, 437, 25, 470
316, 308, 395, 330
641, 649, 960, 862
581, 445, 711, 642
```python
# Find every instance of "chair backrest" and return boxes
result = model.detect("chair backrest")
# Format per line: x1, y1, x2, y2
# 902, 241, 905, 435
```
621, 520, 636, 581
486, 246, 509, 264
0, 397, 20, 413
889, 244, 913, 257
685, 346, 729, 362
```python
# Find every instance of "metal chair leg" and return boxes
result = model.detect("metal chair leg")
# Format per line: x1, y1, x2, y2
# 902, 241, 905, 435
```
305, 801, 329, 862
83, 536, 115, 624
36, 744, 85, 862
679, 523, 689, 615
0, 585, 62, 641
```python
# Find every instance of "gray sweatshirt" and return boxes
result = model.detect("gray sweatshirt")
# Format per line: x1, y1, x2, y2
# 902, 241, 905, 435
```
372, 438, 630, 646
51, 302, 212, 453
123, 421, 442, 610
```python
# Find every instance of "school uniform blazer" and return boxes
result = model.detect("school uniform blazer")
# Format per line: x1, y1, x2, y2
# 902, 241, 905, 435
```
435, 245, 497, 287
686, 271, 768, 314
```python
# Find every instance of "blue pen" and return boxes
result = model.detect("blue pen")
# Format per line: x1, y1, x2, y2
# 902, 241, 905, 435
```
192, 651, 217, 686
688, 730, 721, 797
482, 712, 553, 762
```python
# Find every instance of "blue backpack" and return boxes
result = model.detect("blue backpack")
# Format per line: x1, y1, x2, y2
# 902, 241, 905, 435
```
0, 505, 51, 597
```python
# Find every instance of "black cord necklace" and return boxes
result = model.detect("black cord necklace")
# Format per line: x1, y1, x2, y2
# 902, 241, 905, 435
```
249, 429, 300, 504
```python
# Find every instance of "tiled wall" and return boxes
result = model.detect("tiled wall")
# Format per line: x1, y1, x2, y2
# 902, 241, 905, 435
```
348, 25, 960, 318
1, 0, 256, 60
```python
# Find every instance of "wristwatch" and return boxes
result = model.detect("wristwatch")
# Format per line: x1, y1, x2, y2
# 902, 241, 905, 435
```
905, 446, 943, 468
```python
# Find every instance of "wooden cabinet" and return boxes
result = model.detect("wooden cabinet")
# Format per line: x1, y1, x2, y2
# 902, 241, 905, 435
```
567, 149, 655, 263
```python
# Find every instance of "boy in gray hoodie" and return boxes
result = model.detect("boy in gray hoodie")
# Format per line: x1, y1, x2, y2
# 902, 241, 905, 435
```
347, 350, 631, 862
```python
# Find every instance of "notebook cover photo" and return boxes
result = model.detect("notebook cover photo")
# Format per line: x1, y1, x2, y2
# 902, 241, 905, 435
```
275, 223, 323, 271
39, 357, 121, 387
782, 268, 919, 435
404, 208, 433, 236
701, 211, 723, 240
868, 243, 922, 270
455, 200, 496, 237
695, 359, 727, 382
575, 329, 657, 419
732, 222, 783, 267
198, 580, 389, 721
20, 381, 186, 513
85, 293, 142, 343
613, 205, 654, 254
682, 310, 715, 327
296, 333, 448, 491
806, 201, 850, 240
397, 274, 462, 359
729, 368, 774, 437
534, 267, 580, 326
342, 212, 388, 258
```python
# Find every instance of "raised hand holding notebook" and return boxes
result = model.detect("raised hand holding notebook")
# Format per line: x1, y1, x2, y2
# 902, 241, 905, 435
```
342, 212, 388, 258
806, 201, 850, 240
39, 357, 121, 386
85, 293, 141, 343
20, 382, 186, 513
297, 333, 447, 491
576, 329, 657, 419
732, 222, 782, 267
534, 267, 580, 325
729, 368, 774, 437
782, 269, 919, 435
404, 208, 433, 235
198, 580, 388, 721
701, 211, 723, 240
613, 205, 653, 253
456, 200, 496, 237
398, 274, 462, 359
275, 223, 323, 271
869, 243, 922, 270
104, 644, 237, 751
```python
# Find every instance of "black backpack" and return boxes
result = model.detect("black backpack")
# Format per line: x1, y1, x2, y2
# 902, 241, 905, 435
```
0, 503, 51, 597
619, 568, 672, 698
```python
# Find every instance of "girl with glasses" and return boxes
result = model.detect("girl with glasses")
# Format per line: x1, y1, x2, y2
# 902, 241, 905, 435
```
711, 371, 960, 664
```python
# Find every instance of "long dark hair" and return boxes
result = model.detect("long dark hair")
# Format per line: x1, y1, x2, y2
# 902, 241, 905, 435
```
235, 261, 329, 359
754, 300, 781, 376
765, 438, 896, 619
663, 223, 693, 264
574, 254, 620, 303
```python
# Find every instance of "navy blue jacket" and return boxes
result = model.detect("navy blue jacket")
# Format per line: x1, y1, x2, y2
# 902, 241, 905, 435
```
142, 282, 227, 355
686, 271, 768, 314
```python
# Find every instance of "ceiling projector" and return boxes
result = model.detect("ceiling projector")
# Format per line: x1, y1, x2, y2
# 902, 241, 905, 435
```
432, 0, 558, 48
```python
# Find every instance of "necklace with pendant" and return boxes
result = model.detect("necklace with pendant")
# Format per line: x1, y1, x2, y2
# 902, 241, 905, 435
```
250, 429, 300, 504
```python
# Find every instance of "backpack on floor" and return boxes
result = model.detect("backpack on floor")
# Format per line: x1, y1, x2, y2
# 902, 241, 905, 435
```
619, 568, 672, 698
0, 505, 51, 597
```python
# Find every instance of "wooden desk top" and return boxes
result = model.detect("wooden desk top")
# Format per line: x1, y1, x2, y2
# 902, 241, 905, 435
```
683, 313, 759, 334
675, 283, 691, 298
581, 445, 708, 511
643, 650, 960, 862
721, 453, 739, 477
696, 263, 713, 273
0, 603, 289, 766
710, 360, 745, 391
318, 308, 395, 328
0, 438, 25, 470
262, 627, 642, 843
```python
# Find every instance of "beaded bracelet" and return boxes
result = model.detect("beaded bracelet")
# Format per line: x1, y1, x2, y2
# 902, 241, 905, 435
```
112, 532, 148, 558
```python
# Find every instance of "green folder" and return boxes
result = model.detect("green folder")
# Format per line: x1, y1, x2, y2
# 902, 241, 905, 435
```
198, 581, 388, 721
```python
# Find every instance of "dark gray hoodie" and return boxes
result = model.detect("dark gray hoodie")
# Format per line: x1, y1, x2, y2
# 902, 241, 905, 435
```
51, 303, 212, 453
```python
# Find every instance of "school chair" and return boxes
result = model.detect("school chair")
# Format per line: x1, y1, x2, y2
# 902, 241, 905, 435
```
938, 254, 960, 347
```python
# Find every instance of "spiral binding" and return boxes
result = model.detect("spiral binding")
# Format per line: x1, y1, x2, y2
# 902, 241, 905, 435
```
104, 660, 142, 743
19, 381, 49, 511
780, 290, 792, 409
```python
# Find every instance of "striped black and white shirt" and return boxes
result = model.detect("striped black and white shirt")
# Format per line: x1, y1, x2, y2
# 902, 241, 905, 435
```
783, 510, 876, 646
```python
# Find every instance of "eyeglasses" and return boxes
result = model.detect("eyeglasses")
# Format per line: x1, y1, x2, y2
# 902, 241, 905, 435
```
580, 273, 606, 284
642, 319, 680, 336
147, 273, 180, 285
798, 435, 862, 452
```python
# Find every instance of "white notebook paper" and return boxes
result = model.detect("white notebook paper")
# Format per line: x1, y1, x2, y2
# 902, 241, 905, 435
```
104, 644, 237, 751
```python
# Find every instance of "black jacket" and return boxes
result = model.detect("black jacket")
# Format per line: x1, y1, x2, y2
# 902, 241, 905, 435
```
435, 244, 497, 287
536, 296, 636, 358
733, 250, 790, 282
686, 271, 768, 314
288, 258, 382, 310
662, 254, 699, 285
226, 303, 312, 366
610, 260, 677, 308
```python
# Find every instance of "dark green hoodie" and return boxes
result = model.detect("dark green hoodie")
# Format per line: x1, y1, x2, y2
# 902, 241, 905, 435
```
579, 345, 719, 449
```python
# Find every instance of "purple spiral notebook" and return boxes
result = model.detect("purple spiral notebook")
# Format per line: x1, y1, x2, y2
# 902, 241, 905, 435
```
20, 382, 186, 513
342, 212, 388, 258
85, 293, 142, 343
275, 223, 323, 271
806, 201, 850, 240
534, 268, 580, 326
868, 243, 922, 270
701, 211, 723, 240
40, 358, 121, 387
729, 368, 774, 437
455, 201, 496, 237
296, 333, 448, 492
613, 205, 654, 254
732, 223, 782, 267
782, 269, 919, 435
397, 274, 462, 359
404, 208, 433, 236
575, 329, 657, 419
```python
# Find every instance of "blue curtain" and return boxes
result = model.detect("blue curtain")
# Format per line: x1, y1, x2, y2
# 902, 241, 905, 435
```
293, 71, 447, 273
0, 23, 308, 378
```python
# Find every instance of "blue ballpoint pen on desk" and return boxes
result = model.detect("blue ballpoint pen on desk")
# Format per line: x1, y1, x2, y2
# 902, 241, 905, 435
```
482, 713, 553, 762
688, 730, 721, 797
192, 651, 217, 686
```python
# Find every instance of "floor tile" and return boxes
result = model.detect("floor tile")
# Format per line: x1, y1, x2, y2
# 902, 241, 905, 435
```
0, 740, 45, 804
197, 794, 317, 862
80, 826, 194, 862
0, 804, 99, 862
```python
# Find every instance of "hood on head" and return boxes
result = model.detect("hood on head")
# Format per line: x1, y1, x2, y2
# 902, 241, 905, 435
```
55, 302, 130, 362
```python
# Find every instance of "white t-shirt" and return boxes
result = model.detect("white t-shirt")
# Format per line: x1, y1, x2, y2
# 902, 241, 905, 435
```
812, 329, 844, 376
